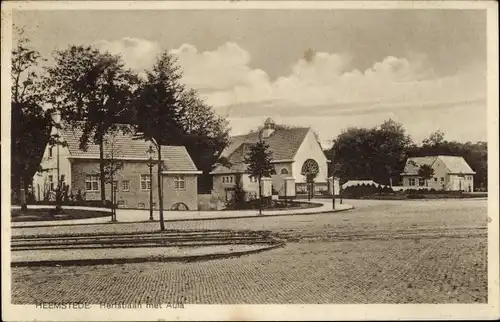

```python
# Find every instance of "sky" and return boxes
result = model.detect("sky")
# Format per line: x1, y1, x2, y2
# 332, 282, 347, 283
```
13, 9, 488, 146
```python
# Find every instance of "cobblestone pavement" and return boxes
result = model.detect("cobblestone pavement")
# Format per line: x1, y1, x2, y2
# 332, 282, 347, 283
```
11, 199, 488, 304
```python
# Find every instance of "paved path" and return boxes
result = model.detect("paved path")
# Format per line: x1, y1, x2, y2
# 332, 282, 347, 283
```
12, 199, 352, 227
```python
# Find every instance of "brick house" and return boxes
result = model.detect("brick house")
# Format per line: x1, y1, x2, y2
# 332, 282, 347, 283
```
32, 125, 201, 210
210, 118, 329, 200
400, 155, 475, 191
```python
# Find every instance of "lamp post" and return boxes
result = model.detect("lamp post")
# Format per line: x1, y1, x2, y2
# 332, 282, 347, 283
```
146, 145, 156, 221
331, 149, 336, 210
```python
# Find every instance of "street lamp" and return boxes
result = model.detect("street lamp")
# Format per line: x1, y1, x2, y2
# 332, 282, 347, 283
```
146, 145, 156, 221
331, 149, 336, 210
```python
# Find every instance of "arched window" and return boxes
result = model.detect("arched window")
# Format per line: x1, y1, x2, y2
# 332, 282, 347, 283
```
301, 159, 319, 175
280, 168, 289, 175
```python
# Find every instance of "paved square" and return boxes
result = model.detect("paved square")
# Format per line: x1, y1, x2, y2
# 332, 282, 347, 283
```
11, 199, 488, 304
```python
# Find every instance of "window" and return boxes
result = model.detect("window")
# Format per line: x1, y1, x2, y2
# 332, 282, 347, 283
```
249, 176, 258, 183
222, 176, 234, 184
48, 146, 53, 158
441, 177, 444, 182
418, 178, 425, 186
61, 174, 66, 185
112, 180, 118, 192
85, 175, 100, 191
174, 176, 185, 190
48, 175, 54, 191
408, 178, 415, 186
122, 180, 130, 191
140, 174, 151, 190
280, 168, 289, 175
434, 177, 438, 182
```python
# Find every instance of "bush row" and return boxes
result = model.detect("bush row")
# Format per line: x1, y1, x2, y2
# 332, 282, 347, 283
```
23, 200, 113, 208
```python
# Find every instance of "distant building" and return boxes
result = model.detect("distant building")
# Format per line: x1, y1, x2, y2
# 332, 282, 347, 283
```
32, 124, 202, 210
400, 156, 475, 191
210, 118, 329, 200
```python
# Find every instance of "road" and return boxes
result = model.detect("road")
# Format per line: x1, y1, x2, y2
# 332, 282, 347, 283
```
11, 199, 488, 304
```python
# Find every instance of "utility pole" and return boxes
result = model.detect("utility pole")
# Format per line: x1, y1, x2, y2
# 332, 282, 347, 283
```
331, 148, 336, 210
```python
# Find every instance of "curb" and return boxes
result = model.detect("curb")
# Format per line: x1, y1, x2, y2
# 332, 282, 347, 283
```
11, 206, 354, 229
11, 241, 285, 267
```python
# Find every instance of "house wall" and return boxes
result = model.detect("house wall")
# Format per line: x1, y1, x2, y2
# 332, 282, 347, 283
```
448, 174, 474, 192
32, 141, 72, 200
162, 175, 198, 210
70, 159, 199, 209
71, 159, 158, 209
271, 161, 294, 195
292, 130, 328, 184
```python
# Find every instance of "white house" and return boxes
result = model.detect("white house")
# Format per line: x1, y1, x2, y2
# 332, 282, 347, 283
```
210, 118, 329, 200
400, 156, 475, 191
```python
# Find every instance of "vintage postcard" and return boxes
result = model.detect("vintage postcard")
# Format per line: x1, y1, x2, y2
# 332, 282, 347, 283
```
1, 1, 499, 321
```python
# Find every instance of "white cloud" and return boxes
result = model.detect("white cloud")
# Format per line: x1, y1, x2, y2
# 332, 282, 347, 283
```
95, 37, 161, 72
93, 38, 486, 144
167, 42, 484, 114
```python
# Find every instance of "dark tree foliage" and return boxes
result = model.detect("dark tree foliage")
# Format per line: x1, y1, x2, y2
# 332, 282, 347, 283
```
11, 27, 53, 209
327, 119, 412, 185
45, 45, 139, 202
418, 164, 435, 180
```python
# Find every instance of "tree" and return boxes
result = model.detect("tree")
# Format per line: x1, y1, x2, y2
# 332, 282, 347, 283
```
422, 130, 445, 147
244, 140, 275, 215
177, 89, 230, 192
328, 119, 412, 185
418, 164, 435, 182
45, 45, 139, 203
102, 132, 124, 221
11, 26, 52, 210
132, 52, 186, 231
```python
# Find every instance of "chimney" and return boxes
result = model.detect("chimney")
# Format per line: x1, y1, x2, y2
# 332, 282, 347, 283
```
261, 117, 275, 139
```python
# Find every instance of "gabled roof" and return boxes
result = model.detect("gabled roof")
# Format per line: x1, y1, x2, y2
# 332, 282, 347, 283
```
439, 156, 475, 174
57, 124, 199, 172
401, 155, 475, 175
211, 127, 311, 174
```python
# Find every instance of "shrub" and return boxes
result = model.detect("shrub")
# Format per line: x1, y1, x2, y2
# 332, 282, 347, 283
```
225, 181, 247, 210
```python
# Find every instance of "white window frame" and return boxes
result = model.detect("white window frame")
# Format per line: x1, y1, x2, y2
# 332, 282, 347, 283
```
122, 180, 130, 192
418, 178, 425, 186
85, 174, 100, 191
408, 178, 416, 186
48, 146, 53, 158
280, 168, 289, 175
174, 175, 185, 190
140, 174, 151, 191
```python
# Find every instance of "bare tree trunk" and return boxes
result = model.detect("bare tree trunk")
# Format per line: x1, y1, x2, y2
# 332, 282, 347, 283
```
157, 145, 165, 231
20, 177, 27, 211
258, 177, 262, 215
99, 133, 106, 203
